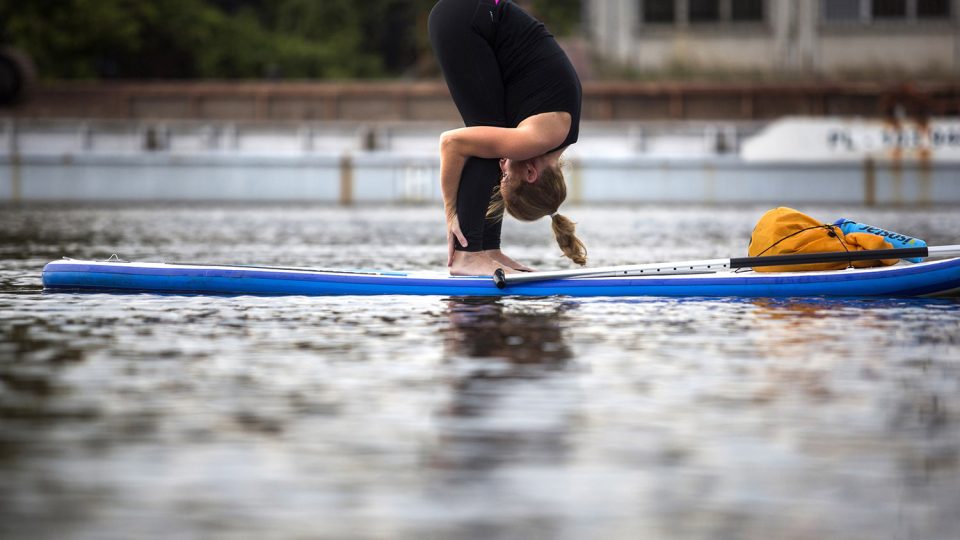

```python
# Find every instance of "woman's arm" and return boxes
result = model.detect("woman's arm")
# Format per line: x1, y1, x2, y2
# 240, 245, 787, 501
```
440, 113, 569, 162
439, 135, 468, 222
439, 133, 469, 262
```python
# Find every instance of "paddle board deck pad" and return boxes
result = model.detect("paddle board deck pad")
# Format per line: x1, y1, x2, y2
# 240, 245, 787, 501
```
41, 258, 960, 298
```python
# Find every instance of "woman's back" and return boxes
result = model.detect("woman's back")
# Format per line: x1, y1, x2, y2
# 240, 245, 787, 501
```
493, 1, 581, 145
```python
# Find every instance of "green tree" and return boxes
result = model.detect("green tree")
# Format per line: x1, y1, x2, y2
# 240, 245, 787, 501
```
273, 0, 382, 77
0, 0, 582, 80
525, 0, 582, 36
0, 0, 147, 78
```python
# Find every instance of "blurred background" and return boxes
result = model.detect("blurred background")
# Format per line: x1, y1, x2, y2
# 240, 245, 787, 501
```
3, 5, 960, 540
1, 0, 958, 204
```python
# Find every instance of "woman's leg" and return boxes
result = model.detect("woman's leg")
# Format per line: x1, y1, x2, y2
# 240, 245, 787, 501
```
429, 0, 504, 252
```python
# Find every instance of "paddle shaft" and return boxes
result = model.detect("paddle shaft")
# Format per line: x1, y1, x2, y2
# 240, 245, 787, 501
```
730, 246, 932, 269
494, 244, 960, 288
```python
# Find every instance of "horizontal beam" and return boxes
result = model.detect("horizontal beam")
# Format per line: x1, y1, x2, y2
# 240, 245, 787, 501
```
7, 81, 958, 121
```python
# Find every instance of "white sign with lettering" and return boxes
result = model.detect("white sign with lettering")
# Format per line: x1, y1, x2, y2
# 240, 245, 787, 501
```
741, 117, 960, 162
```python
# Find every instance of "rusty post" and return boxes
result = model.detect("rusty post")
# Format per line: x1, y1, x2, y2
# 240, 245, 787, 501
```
7, 118, 22, 202
339, 153, 353, 206
863, 157, 876, 207
568, 158, 583, 204
917, 150, 933, 206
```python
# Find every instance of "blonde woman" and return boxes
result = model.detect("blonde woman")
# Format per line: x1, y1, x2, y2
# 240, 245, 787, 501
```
430, 0, 586, 276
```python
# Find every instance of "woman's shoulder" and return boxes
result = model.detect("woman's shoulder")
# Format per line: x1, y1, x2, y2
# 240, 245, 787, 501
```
518, 111, 572, 129
517, 112, 572, 149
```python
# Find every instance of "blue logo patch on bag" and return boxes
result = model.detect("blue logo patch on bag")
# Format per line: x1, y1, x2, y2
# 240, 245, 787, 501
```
833, 219, 927, 263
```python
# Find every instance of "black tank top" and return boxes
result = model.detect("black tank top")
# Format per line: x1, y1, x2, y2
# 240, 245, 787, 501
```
492, 0, 582, 152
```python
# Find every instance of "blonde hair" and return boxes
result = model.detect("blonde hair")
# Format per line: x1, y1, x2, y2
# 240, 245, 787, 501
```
487, 164, 587, 266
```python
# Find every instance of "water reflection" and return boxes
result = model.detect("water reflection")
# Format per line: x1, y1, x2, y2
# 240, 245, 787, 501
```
0, 313, 101, 423
742, 297, 960, 501
442, 297, 574, 366
429, 298, 577, 477
747, 297, 960, 351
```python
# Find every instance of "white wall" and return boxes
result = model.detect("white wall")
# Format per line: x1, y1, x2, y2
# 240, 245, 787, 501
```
630, 32, 776, 72
819, 30, 956, 75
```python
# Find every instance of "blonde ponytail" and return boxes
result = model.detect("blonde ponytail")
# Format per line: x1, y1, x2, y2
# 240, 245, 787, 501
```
550, 213, 587, 266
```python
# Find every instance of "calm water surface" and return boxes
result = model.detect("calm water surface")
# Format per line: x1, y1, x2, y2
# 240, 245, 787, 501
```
2, 204, 959, 540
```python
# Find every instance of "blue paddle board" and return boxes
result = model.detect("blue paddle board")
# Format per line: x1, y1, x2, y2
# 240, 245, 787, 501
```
41, 258, 960, 298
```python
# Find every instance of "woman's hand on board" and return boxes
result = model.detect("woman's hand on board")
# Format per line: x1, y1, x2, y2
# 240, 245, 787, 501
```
446, 213, 468, 267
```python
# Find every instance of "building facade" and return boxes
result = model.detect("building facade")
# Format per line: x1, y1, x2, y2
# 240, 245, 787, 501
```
585, 0, 960, 77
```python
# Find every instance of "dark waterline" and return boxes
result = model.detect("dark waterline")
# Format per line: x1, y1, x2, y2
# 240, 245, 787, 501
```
2, 203, 959, 539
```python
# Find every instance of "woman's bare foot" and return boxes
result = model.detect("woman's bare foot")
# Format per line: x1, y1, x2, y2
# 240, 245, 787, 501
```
483, 249, 536, 272
449, 251, 515, 277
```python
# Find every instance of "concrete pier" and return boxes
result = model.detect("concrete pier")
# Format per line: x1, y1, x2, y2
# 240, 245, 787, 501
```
2, 117, 957, 205
1, 134, 956, 206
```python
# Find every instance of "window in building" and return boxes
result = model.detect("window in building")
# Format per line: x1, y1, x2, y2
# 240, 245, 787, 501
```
872, 0, 907, 18
917, 0, 950, 17
822, 0, 950, 22
689, 0, 721, 22
731, 0, 765, 21
823, 0, 863, 21
643, 0, 676, 23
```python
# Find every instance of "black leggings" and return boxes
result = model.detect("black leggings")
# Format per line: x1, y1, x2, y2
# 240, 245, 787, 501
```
429, 0, 505, 252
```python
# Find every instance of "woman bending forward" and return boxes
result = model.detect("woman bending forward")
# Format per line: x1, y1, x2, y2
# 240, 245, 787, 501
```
429, 0, 587, 276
